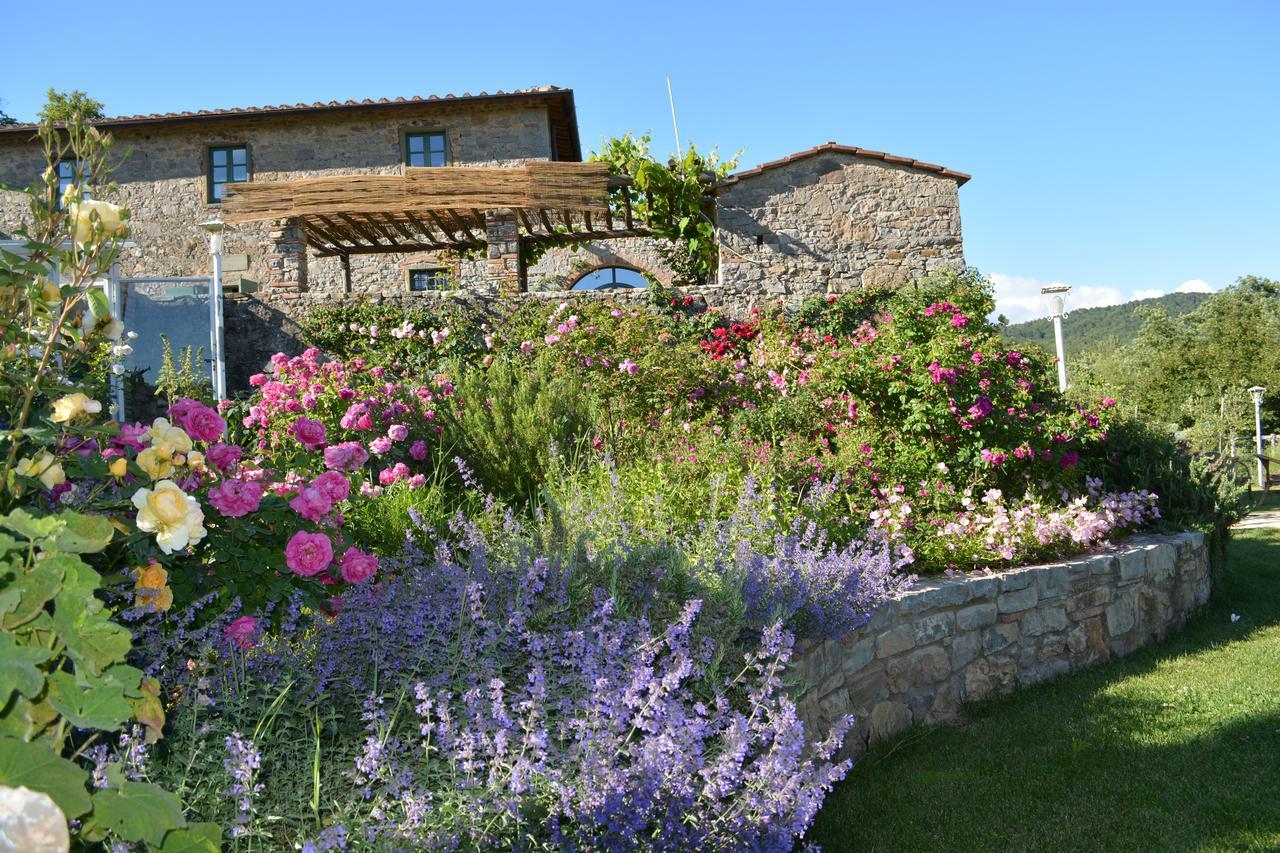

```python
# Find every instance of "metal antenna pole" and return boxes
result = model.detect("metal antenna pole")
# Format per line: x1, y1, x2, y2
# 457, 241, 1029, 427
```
667, 77, 682, 157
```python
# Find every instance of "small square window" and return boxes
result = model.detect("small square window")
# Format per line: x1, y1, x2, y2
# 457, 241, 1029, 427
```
207, 145, 250, 203
405, 132, 447, 167
408, 268, 449, 292
55, 159, 90, 207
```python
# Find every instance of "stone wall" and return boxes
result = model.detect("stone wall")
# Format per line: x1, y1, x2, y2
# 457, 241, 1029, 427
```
795, 532, 1211, 759
715, 149, 966, 310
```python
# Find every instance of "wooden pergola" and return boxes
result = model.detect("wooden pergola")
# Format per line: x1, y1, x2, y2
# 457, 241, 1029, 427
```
221, 162, 651, 292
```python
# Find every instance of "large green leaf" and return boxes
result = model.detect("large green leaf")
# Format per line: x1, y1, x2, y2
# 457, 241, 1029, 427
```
0, 736, 92, 818
1, 557, 65, 629
0, 632, 52, 702
92, 781, 186, 846
52, 511, 115, 553
0, 508, 63, 542
46, 671, 132, 731
158, 822, 221, 853
58, 556, 102, 597
50, 592, 132, 676
86, 287, 109, 323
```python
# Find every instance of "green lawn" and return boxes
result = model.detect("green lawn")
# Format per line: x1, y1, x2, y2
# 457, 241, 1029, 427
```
809, 527, 1280, 852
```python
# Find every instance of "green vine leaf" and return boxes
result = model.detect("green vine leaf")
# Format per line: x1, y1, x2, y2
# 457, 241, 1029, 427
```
92, 781, 186, 846
157, 822, 222, 853
0, 508, 63, 541
0, 736, 92, 818
1, 555, 66, 630
46, 671, 132, 731
0, 632, 53, 702
50, 591, 132, 676
53, 511, 115, 553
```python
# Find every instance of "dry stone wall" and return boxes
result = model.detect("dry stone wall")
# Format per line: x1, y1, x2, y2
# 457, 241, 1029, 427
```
716, 151, 965, 309
796, 532, 1211, 759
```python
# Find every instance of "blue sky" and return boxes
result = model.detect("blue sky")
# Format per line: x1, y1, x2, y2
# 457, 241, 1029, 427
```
4, 0, 1276, 320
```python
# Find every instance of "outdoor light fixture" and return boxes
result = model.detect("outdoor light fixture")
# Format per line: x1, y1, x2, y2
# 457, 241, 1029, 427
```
1248, 386, 1267, 489
1041, 284, 1071, 392
199, 220, 227, 401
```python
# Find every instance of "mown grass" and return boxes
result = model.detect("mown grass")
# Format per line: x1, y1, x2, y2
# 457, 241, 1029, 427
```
809, 527, 1280, 852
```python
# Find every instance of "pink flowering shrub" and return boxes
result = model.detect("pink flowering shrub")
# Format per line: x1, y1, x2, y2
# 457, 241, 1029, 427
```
934, 478, 1160, 567
235, 348, 445, 493
45, 393, 388, 622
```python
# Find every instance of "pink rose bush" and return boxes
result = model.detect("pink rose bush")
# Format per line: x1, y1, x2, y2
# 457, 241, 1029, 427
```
60, 394, 385, 626
238, 348, 442, 492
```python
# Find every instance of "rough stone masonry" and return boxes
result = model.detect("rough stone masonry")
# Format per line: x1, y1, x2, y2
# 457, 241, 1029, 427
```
795, 531, 1211, 759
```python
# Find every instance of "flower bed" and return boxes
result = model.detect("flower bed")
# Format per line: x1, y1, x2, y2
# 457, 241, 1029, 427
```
0, 115, 1242, 851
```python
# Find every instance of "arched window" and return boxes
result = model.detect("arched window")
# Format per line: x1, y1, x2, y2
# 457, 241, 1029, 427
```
571, 266, 648, 291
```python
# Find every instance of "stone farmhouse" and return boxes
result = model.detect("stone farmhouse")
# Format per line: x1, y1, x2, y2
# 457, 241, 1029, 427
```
0, 85, 969, 387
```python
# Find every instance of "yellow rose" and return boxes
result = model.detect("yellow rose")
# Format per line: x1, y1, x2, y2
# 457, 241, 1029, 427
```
51, 393, 102, 424
186, 451, 206, 471
132, 480, 206, 554
146, 418, 193, 455
137, 585, 173, 612
109, 457, 128, 478
15, 452, 66, 490
136, 446, 174, 480
68, 199, 127, 243
42, 280, 62, 303
135, 562, 168, 590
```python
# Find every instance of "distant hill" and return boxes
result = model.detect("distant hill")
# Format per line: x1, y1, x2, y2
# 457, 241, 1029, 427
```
1001, 291, 1212, 356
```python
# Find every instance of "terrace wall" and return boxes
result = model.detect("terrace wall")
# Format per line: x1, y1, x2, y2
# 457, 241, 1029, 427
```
796, 532, 1211, 759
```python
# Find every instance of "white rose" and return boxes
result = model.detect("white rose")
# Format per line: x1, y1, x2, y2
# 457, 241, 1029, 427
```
132, 480, 207, 554
0, 785, 70, 853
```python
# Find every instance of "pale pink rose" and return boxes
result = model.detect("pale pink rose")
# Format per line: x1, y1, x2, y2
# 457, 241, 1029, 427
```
323, 441, 369, 471
312, 470, 351, 503
291, 417, 327, 451
289, 485, 333, 522
225, 615, 258, 650
387, 424, 409, 442
285, 530, 333, 577
370, 436, 393, 455
339, 547, 378, 584
208, 478, 262, 518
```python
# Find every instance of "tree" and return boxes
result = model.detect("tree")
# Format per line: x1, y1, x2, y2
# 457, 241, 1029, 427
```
37, 88, 105, 123
1072, 276, 1280, 451
0, 97, 17, 126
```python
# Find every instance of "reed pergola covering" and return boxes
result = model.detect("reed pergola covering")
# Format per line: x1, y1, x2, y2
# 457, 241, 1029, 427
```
221, 162, 650, 257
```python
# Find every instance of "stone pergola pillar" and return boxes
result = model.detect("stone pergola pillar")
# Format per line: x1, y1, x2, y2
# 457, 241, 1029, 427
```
485, 208, 526, 296
266, 217, 308, 293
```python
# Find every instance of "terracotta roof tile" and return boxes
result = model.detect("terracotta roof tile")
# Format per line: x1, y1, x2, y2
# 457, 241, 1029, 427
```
0, 86, 572, 135
717, 142, 971, 187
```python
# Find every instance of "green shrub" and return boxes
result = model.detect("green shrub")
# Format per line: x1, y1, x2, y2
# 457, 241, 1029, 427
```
439, 353, 601, 504
1099, 417, 1249, 575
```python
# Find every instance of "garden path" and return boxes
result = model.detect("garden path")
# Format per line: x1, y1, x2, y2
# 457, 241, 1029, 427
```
1233, 508, 1280, 529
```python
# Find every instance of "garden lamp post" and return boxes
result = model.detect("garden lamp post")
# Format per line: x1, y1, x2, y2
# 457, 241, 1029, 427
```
1248, 386, 1266, 489
199, 219, 227, 401
1041, 285, 1071, 392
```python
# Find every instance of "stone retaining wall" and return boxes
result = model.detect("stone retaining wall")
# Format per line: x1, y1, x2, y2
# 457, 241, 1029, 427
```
796, 532, 1211, 758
